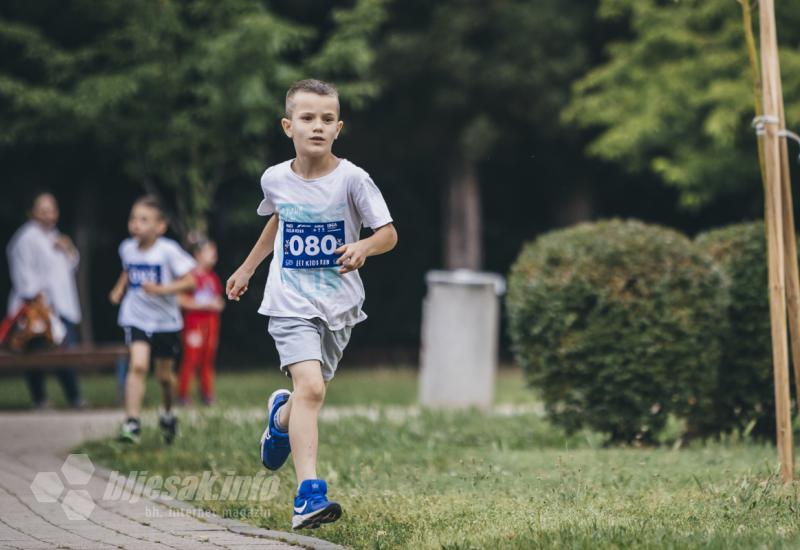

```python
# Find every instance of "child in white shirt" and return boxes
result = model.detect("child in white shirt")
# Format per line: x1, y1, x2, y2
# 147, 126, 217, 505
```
226, 79, 398, 529
109, 195, 196, 444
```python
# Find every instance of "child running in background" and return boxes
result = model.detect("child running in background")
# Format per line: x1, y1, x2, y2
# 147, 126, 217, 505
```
109, 195, 196, 444
177, 239, 224, 406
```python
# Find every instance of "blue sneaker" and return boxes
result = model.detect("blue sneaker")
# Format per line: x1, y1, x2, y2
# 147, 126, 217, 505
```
260, 389, 291, 470
292, 479, 342, 530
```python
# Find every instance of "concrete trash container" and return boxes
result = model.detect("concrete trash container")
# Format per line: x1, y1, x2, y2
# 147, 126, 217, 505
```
418, 269, 506, 410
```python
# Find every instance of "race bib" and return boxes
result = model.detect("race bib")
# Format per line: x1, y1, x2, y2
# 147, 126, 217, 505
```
282, 221, 345, 269
127, 264, 162, 288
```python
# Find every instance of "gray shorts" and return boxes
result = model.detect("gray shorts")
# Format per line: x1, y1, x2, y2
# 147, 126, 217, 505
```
267, 316, 352, 381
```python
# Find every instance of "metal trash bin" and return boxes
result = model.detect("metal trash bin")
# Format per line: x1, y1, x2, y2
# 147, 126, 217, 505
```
418, 269, 506, 410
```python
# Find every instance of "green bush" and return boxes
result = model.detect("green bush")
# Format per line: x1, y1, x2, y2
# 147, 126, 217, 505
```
695, 222, 776, 437
507, 219, 727, 442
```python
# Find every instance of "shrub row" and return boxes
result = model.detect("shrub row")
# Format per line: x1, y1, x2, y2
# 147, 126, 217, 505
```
507, 219, 778, 442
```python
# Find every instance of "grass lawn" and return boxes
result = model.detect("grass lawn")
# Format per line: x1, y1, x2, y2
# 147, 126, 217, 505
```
73, 368, 800, 549
0, 366, 533, 410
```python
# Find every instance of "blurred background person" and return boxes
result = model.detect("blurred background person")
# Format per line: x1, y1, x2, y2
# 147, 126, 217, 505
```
177, 239, 224, 406
6, 192, 85, 409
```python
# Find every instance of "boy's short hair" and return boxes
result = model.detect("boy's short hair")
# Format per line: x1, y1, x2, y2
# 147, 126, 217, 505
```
285, 79, 339, 118
133, 194, 167, 221
188, 234, 215, 256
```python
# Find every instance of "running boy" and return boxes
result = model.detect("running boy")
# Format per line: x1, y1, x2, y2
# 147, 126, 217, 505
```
226, 79, 398, 529
177, 239, 224, 406
109, 195, 196, 444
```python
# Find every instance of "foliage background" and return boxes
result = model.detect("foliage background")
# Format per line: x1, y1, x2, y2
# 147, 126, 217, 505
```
0, 0, 793, 363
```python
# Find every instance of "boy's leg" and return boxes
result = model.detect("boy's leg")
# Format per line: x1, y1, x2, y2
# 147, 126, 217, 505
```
286, 360, 326, 484
276, 379, 329, 429
276, 394, 292, 428
124, 342, 150, 419
153, 332, 180, 444
115, 357, 128, 405
154, 358, 176, 412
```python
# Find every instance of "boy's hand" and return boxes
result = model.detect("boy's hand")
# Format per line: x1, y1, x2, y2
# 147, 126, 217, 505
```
335, 241, 369, 274
142, 282, 164, 296
226, 268, 251, 301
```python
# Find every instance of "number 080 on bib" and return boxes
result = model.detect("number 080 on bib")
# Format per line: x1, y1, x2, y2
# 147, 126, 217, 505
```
282, 221, 345, 269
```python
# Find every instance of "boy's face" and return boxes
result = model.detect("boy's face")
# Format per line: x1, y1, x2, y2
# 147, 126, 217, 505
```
281, 92, 343, 159
128, 204, 166, 243
195, 242, 218, 269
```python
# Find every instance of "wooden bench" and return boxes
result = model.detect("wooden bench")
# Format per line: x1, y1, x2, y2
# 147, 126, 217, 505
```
0, 344, 128, 373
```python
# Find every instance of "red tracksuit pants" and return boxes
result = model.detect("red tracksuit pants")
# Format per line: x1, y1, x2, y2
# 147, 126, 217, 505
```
178, 314, 219, 400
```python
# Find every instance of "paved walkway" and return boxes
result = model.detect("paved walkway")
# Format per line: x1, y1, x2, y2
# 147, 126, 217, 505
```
190, 402, 543, 424
0, 410, 344, 550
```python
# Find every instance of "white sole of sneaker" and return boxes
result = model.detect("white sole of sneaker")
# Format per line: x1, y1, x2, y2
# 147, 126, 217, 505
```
292, 502, 342, 530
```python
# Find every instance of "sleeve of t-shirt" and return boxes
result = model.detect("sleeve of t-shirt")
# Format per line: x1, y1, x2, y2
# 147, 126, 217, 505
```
351, 174, 393, 230
118, 240, 129, 270
166, 241, 197, 278
256, 168, 276, 216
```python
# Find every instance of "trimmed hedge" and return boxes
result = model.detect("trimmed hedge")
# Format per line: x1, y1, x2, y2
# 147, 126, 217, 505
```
695, 222, 776, 437
507, 219, 728, 442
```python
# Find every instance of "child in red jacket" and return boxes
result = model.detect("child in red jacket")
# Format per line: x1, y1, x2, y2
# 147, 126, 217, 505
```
177, 239, 224, 405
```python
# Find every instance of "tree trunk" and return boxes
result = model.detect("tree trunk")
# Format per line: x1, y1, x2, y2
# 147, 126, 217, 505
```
75, 182, 95, 344
555, 185, 593, 227
444, 157, 482, 270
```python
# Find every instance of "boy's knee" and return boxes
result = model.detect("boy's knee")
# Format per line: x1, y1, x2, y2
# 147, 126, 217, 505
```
291, 366, 326, 403
154, 360, 174, 383
299, 380, 325, 403
129, 361, 148, 375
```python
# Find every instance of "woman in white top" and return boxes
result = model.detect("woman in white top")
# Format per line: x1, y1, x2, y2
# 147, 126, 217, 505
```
6, 192, 84, 408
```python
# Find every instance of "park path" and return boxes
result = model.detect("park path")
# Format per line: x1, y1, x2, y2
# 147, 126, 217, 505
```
0, 409, 344, 550
194, 402, 544, 424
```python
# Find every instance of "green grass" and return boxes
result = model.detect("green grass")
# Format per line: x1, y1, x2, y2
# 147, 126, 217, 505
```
76, 376, 800, 549
0, 366, 534, 410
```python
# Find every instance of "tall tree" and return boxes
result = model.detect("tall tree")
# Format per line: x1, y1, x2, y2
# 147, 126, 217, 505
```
378, 0, 596, 269
0, 0, 385, 342
563, 0, 800, 210
0, 0, 387, 236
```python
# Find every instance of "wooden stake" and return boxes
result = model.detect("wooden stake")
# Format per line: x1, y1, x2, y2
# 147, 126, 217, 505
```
742, 0, 800, 432
774, 51, 800, 418
759, 0, 794, 483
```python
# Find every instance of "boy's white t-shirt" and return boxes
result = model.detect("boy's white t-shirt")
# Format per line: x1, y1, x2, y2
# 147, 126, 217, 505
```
117, 237, 196, 333
257, 158, 393, 330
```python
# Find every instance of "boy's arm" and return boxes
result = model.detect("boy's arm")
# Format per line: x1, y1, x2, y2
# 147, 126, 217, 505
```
143, 272, 196, 296
177, 292, 200, 311
226, 214, 279, 301
178, 293, 225, 312
109, 270, 128, 305
335, 223, 398, 274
